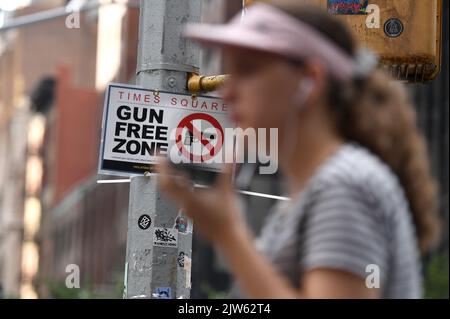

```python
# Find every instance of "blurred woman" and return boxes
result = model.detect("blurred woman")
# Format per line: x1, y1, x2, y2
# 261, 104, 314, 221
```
157, 1, 440, 298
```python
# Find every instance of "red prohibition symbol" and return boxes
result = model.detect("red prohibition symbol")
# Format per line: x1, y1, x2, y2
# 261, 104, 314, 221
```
175, 113, 224, 162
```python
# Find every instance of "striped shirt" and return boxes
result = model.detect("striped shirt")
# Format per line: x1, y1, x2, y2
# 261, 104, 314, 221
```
230, 143, 423, 298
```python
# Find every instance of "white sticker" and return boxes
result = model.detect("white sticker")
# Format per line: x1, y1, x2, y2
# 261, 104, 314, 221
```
123, 262, 128, 298
184, 256, 192, 289
153, 227, 178, 248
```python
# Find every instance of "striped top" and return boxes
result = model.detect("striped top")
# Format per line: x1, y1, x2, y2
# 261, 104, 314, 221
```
230, 143, 423, 299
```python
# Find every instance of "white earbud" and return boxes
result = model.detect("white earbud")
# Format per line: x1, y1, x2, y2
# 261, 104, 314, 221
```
294, 78, 314, 110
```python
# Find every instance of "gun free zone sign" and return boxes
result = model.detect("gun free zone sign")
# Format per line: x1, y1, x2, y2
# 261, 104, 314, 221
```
98, 84, 232, 176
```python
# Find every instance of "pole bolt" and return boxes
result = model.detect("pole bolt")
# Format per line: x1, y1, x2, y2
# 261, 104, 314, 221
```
167, 77, 177, 88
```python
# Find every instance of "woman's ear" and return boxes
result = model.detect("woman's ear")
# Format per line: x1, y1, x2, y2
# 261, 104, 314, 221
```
293, 77, 315, 110
297, 60, 329, 108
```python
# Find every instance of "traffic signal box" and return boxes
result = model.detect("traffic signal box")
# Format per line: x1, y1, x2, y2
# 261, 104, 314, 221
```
246, 0, 443, 82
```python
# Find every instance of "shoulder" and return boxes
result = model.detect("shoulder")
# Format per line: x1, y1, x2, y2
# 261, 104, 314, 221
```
298, 144, 416, 282
308, 143, 407, 212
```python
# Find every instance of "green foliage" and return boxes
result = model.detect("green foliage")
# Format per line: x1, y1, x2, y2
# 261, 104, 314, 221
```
201, 282, 228, 299
424, 251, 449, 299
46, 278, 124, 299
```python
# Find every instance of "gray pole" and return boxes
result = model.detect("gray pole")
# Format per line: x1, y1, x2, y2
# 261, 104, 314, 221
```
124, 0, 201, 299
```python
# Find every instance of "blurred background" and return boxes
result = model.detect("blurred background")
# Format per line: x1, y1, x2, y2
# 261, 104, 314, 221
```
0, 0, 448, 299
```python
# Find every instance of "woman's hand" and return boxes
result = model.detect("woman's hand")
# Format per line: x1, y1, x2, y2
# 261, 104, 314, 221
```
156, 160, 247, 245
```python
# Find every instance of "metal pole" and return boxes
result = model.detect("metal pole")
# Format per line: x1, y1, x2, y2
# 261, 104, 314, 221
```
124, 0, 201, 299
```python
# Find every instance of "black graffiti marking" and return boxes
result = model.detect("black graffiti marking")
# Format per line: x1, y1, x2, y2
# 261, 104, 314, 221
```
177, 252, 185, 267
138, 214, 151, 230
155, 228, 176, 243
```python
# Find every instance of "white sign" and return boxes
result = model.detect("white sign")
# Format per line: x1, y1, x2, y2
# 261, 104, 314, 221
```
153, 227, 178, 248
98, 83, 232, 176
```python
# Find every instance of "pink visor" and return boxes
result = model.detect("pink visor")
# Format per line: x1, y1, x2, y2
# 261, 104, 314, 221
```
183, 3, 357, 81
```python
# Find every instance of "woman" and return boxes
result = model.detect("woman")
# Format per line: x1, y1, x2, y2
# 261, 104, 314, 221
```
157, 1, 440, 298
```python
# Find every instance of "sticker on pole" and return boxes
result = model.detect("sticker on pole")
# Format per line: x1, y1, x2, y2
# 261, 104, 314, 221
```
98, 83, 232, 176
327, 0, 368, 15
153, 227, 178, 248
154, 287, 171, 299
